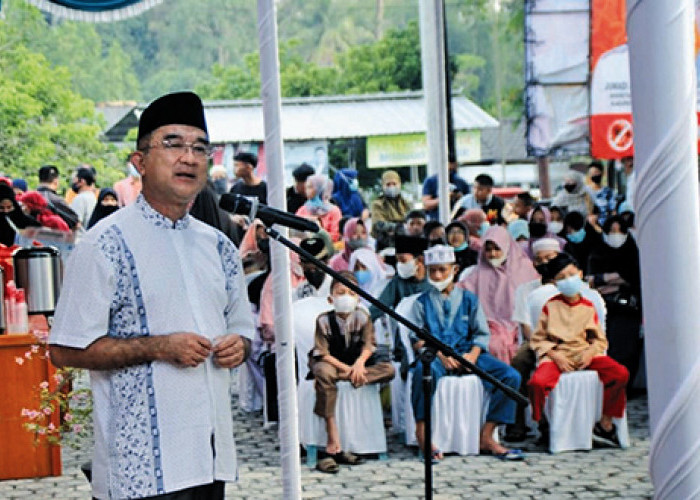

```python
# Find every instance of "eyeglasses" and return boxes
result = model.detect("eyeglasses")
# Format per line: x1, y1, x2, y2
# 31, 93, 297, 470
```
144, 138, 213, 160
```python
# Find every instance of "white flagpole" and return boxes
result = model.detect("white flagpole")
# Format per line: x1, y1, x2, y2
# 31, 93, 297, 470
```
257, 0, 302, 498
419, 0, 451, 224
627, 1, 700, 498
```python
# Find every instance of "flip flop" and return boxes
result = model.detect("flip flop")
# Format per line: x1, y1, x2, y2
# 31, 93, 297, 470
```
418, 448, 442, 464
491, 448, 525, 461
316, 456, 339, 474
332, 450, 364, 465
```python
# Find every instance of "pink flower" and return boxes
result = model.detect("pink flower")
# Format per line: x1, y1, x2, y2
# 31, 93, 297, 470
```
72, 424, 83, 433
42, 407, 53, 415
37, 428, 46, 435
39, 381, 49, 390
15, 357, 24, 365
21, 408, 30, 417
64, 413, 73, 422
53, 373, 64, 384
31, 344, 40, 354
24, 351, 32, 359
47, 423, 55, 431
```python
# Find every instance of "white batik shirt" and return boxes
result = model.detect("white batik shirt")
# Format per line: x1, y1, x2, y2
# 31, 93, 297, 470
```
50, 195, 255, 500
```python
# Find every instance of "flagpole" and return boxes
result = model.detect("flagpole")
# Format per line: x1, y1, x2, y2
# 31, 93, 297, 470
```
257, 0, 302, 498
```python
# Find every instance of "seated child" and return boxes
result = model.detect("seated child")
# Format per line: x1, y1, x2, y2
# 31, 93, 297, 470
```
409, 245, 523, 461
309, 271, 395, 473
528, 252, 629, 447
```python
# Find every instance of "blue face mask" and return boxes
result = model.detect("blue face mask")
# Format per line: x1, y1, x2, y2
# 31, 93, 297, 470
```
478, 222, 490, 238
349, 179, 359, 192
566, 228, 586, 244
556, 274, 584, 297
354, 270, 372, 285
454, 241, 468, 252
307, 195, 324, 208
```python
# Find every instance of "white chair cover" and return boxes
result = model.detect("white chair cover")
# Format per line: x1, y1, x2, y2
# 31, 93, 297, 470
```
395, 294, 486, 455
298, 379, 388, 454
545, 370, 630, 453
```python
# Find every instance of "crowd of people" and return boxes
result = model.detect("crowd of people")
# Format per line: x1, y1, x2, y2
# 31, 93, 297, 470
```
20, 90, 639, 497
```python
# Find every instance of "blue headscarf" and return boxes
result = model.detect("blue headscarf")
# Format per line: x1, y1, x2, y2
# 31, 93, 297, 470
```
332, 168, 365, 217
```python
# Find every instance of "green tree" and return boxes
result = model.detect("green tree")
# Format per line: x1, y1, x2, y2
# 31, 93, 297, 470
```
0, 12, 126, 186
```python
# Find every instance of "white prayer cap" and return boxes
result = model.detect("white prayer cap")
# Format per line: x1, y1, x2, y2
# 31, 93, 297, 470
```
532, 238, 560, 254
424, 244, 456, 266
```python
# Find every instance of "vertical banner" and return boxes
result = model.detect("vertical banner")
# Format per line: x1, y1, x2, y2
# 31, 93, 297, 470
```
591, 0, 700, 158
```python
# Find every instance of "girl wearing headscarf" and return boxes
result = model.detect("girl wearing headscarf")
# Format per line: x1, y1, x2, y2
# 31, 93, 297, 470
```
587, 215, 642, 391
296, 174, 342, 242
507, 219, 530, 255
552, 170, 594, 216
87, 188, 120, 229
18, 191, 70, 232
331, 168, 367, 219
0, 183, 40, 247
526, 205, 565, 259
348, 247, 391, 305
445, 220, 478, 275
460, 226, 540, 363
459, 208, 489, 252
329, 217, 370, 272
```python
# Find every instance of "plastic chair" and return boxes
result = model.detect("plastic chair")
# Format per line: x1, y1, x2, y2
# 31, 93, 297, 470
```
545, 370, 630, 453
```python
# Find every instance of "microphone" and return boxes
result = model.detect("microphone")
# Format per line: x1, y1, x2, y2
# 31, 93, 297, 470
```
219, 193, 320, 233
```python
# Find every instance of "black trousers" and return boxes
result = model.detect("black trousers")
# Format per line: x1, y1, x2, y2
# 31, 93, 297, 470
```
94, 481, 225, 500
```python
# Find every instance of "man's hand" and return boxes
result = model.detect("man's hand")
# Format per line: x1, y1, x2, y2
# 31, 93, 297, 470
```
212, 334, 250, 369
548, 350, 575, 372
159, 333, 212, 367
462, 350, 479, 372
349, 360, 368, 387
577, 347, 597, 370
438, 352, 461, 371
337, 363, 353, 380
231, 214, 249, 229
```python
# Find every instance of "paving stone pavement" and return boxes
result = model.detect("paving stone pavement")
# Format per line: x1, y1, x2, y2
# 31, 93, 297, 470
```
0, 394, 653, 499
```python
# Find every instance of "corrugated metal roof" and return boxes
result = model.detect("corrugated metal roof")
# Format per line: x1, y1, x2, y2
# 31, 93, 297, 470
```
130, 91, 497, 143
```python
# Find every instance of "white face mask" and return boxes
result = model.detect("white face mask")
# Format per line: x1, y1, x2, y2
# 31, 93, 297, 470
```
396, 258, 416, 279
548, 221, 563, 234
332, 294, 358, 314
488, 255, 507, 268
604, 232, 628, 249
428, 272, 453, 292
384, 186, 400, 198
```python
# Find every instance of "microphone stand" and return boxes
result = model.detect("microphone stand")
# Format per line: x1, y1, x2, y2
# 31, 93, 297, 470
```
264, 225, 528, 500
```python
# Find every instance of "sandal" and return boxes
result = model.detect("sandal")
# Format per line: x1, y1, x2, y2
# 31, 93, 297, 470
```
481, 448, 525, 461
316, 456, 339, 474
332, 450, 364, 465
418, 448, 442, 464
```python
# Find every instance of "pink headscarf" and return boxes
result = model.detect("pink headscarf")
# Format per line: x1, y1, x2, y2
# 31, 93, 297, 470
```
459, 208, 486, 252
460, 225, 539, 362
329, 217, 365, 271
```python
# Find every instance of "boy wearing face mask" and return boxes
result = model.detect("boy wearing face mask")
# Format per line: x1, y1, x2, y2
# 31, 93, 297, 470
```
310, 271, 395, 472
408, 245, 523, 461
528, 253, 628, 448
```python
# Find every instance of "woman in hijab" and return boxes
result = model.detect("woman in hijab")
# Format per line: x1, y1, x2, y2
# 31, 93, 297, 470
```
348, 247, 391, 304
588, 215, 642, 391
331, 168, 367, 219
296, 174, 342, 242
460, 225, 540, 363
552, 170, 594, 216
507, 219, 530, 255
562, 211, 601, 275
18, 191, 70, 232
459, 208, 489, 252
87, 188, 120, 229
445, 220, 478, 275
329, 217, 370, 272
0, 183, 40, 246
526, 205, 565, 259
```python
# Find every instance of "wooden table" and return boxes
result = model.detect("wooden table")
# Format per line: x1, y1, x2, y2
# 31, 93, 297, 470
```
0, 333, 62, 480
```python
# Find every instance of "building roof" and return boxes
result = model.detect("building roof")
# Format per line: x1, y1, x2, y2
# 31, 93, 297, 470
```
101, 91, 498, 144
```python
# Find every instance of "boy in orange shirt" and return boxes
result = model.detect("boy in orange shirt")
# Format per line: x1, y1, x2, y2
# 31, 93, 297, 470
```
528, 253, 629, 447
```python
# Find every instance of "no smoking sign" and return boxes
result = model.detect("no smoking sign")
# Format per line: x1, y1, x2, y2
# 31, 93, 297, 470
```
607, 118, 634, 152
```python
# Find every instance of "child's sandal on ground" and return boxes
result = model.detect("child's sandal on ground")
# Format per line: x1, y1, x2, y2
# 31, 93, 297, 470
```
316, 457, 339, 473
332, 450, 364, 465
